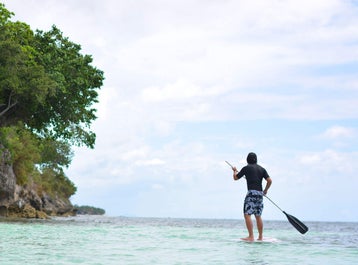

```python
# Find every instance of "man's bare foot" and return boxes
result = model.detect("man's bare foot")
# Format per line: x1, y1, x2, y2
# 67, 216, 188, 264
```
257, 236, 263, 241
241, 236, 254, 242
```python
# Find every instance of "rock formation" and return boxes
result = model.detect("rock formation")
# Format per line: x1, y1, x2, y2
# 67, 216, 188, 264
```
0, 145, 75, 218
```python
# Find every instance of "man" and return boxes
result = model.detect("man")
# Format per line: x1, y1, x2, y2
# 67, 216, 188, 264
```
232, 152, 272, 241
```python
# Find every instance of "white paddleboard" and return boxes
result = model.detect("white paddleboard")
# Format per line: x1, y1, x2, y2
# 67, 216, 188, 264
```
236, 237, 280, 243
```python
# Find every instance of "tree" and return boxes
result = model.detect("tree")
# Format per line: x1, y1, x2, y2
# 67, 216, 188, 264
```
0, 3, 104, 200
0, 3, 104, 148
0, 12, 55, 127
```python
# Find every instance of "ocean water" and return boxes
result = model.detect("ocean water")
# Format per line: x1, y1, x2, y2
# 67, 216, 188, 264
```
0, 216, 357, 265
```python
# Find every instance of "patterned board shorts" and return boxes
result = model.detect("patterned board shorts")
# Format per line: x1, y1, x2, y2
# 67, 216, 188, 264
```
243, 190, 264, 216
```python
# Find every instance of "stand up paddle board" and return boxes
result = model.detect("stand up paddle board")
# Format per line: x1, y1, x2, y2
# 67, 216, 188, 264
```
236, 237, 280, 243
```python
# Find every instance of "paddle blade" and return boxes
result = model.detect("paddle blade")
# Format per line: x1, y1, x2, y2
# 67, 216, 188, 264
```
283, 211, 309, 234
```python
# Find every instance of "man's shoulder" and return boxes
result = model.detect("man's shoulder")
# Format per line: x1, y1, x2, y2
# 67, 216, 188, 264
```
257, 164, 266, 169
242, 164, 266, 171
246, 163, 263, 168
253, 164, 268, 173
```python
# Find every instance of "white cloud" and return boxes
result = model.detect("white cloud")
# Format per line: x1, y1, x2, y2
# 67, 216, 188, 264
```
298, 149, 355, 174
119, 148, 149, 161
298, 153, 322, 165
3, 0, 358, 221
321, 126, 355, 139
151, 183, 164, 190
141, 79, 204, 102
135, 158, 166, 166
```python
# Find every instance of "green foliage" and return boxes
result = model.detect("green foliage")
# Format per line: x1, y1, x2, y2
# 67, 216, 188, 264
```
0, 3, 13, 26
39, 138, 73, 169
0, 4, 104, 148
0, 124, 41, 185
0, 124, 76, 198
0, 12, 56, 127
0, 4, 105, 201
34, 166, 77, 198
28, 26, 104, 148
74, 205, 105, 215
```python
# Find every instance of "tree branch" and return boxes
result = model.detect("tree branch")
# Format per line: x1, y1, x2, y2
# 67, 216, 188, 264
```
0, 91, 18, 117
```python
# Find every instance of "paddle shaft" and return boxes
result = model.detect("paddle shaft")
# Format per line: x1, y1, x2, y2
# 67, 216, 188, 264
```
225, 161, 245, 178
264, 195, 284, 212
225, 160, 234, 169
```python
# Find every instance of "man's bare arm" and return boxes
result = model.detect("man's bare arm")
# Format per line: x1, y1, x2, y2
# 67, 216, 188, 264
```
263, 177, 272, 195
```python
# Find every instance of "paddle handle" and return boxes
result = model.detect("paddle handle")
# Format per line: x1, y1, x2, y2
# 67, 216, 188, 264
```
225, 160, 234, 169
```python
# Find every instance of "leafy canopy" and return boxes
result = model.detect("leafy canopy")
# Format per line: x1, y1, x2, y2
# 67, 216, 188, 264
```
0, 3, 104, 199
0, 3, 104, 148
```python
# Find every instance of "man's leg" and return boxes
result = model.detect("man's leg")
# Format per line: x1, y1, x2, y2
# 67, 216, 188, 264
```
242, 214, 254, 241
255, 215, 263, 240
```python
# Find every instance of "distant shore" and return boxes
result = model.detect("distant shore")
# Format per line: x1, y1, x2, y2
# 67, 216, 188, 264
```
74, 205, 105, 215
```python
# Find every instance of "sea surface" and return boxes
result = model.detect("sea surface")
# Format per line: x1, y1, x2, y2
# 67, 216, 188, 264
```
0, 215, 357, 265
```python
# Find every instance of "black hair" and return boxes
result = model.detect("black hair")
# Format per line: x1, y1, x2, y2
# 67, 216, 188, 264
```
247, 152, 257, 164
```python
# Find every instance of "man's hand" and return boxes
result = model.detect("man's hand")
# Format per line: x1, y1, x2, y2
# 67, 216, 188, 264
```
233, 166, 239, 180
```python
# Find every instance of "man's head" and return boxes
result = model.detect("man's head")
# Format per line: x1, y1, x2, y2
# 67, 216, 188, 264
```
247, 152, 257, 164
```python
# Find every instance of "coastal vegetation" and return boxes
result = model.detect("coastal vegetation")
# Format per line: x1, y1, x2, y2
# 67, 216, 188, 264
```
75, 205, 106, 215
0, 3, 104, 217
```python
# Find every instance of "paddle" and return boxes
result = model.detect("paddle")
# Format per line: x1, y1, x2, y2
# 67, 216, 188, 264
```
264, 195, 309, 234
225, 160, 235, 170
225, 160, 309, 234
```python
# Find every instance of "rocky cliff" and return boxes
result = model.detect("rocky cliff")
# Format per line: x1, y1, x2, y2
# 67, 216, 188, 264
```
0, 146, 75, 218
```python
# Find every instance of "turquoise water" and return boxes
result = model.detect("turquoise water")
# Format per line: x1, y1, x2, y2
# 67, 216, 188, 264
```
0, 216, 357, 265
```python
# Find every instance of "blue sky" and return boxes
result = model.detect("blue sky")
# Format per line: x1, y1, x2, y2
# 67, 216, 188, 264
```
3, 0, 358, 222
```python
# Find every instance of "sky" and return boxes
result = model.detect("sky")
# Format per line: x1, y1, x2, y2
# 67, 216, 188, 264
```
2, 0, 358, 222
